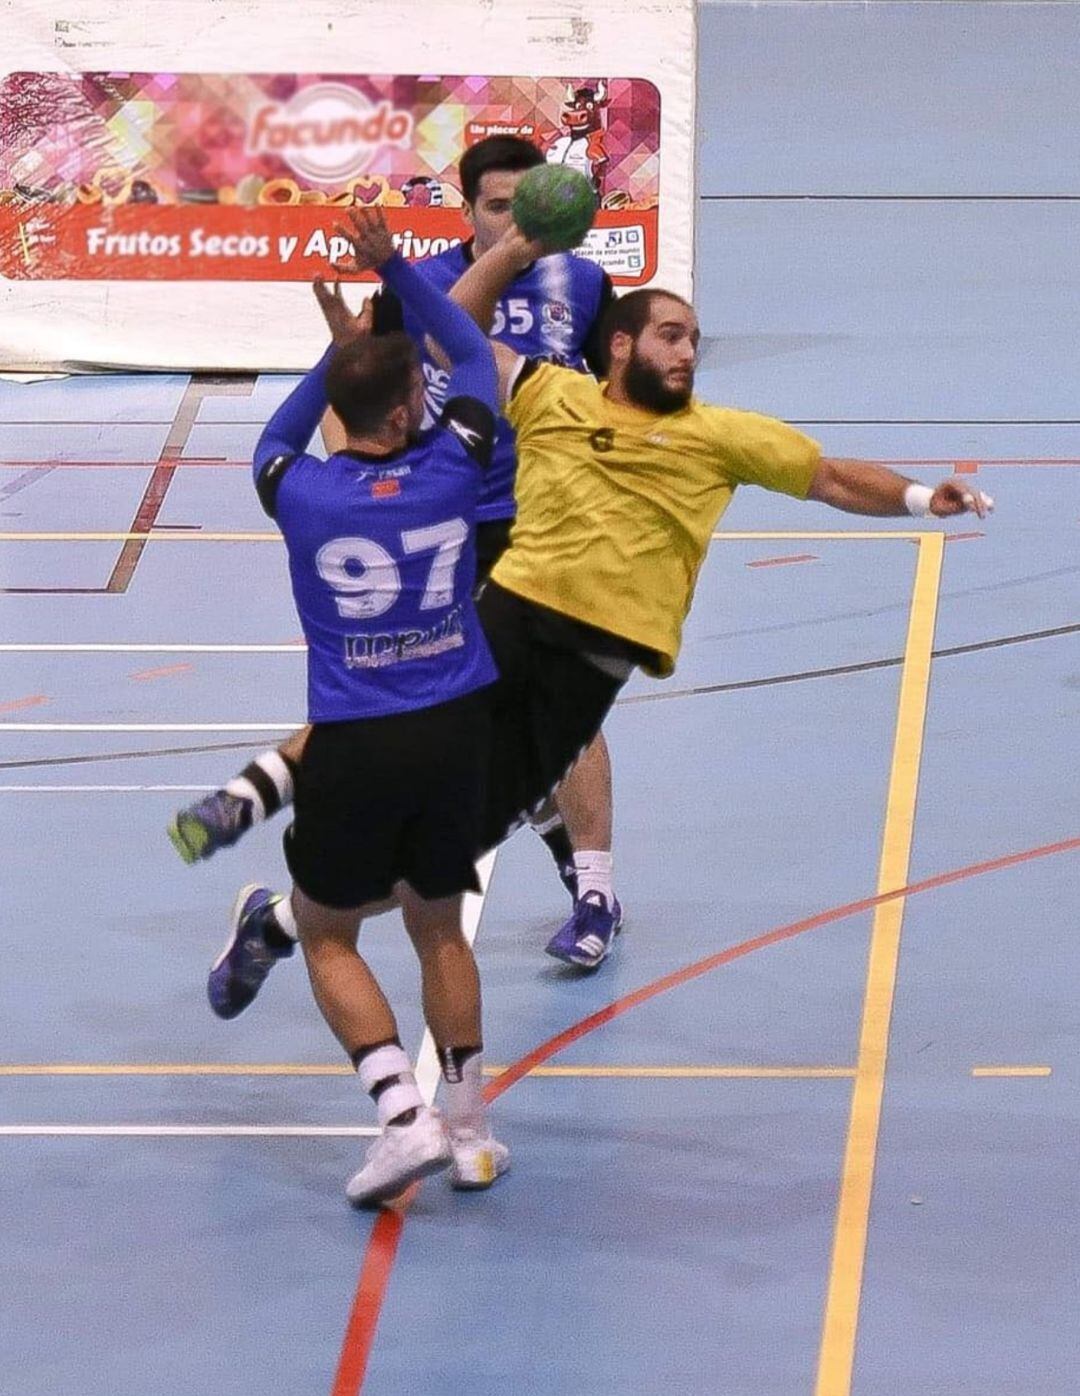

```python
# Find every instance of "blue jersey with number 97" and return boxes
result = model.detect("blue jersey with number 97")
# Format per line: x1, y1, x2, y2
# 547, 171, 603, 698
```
260, 371, 499, 723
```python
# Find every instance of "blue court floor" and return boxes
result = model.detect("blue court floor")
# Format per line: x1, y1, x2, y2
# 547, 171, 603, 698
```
2, 378, 1076, 1396
3, 4, 1080, 1392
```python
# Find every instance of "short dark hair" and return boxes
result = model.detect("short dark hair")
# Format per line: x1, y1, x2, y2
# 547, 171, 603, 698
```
325, 333, 418, 436
458, 135, 545, 206
596, 289, 693, 372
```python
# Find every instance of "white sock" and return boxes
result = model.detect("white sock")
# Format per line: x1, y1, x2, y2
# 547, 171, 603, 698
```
573, 850, 614, 906
269, 892, 298, 942
354, 1043, 424, 1128
438, 1047, 485, 1131
225, 750, 295, 822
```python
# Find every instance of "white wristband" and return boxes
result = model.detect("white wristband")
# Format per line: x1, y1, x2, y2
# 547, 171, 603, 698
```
904, 483, 934, 517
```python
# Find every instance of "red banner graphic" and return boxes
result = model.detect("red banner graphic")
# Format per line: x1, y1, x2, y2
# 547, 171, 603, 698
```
0, 206, 657, 283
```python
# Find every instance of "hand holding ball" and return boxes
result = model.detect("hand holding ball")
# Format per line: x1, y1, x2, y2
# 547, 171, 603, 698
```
511, 164, 598, 252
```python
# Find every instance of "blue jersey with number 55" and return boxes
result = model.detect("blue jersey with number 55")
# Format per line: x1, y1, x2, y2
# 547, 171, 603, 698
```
376, 243, 612, 522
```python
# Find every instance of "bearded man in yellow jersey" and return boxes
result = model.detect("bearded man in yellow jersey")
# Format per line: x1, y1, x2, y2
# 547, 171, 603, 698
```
207, 213, 994, 1000
446, 224, 993, 968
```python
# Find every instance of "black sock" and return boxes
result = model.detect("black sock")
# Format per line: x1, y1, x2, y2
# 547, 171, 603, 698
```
438, 1044, 483, 1084
261, 914, 294, 954
237, 759, 284, 819
537, 820, 574, 870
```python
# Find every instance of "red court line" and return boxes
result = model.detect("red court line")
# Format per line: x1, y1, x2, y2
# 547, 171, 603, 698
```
331, 832, 1080, 1394
944, 531, 985, 543
106, 462, 178, 592
331, 1209, 409, 1396
0, 694, 47, 713
0, 459, 243, 469
129, 663, 194, 681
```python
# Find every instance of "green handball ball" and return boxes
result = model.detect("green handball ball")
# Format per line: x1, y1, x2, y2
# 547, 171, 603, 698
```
511, 164, 598, 251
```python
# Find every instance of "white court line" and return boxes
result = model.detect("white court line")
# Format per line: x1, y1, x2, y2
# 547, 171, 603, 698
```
0, 1125, 380, 1137
0, 785, 218, 792
4, 849, 498, 1137
0, 644, 303, 653
414, 848, 496, 1107
0, 723, 299, 732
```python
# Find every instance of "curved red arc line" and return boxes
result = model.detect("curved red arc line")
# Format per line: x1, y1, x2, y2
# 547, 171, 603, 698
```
334, 832, 1080, 1393
483, 834, 1080, 1102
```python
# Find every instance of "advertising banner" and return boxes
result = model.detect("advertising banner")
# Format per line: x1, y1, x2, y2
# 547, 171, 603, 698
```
0, 0, 695, 370
1, 72, 660, 284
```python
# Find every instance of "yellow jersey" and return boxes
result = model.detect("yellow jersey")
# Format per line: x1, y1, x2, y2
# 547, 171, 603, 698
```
492, 361, 822, 676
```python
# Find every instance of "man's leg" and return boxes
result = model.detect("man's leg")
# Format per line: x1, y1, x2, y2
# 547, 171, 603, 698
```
544, 728, 623, 970
171, 406, 347, 865
168, 727, 309, 863
291, 885, 451, 1206
399, 885, 509, 1189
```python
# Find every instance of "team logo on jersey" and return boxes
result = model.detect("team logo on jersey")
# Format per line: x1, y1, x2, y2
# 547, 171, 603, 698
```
446, 418, 484, 450
371, 478, 400, 499
541, 300, 575, 351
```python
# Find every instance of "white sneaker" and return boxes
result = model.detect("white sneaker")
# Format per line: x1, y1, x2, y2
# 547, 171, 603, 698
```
447, 1125, 511, 1190
345, 1107, 452, 1207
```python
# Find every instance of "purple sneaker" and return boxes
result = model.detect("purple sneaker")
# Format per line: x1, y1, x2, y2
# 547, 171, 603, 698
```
168, 790, 252, 864
544, 892, 623, 969
208, 884, 293, 1020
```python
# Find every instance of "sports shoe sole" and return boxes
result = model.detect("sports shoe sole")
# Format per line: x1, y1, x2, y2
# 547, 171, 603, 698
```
167, 812, 208, 865
450, 1149, 511, 1191
348, 1149, 452, 1208
209, 883, 266, 976
545, 914, 624, 970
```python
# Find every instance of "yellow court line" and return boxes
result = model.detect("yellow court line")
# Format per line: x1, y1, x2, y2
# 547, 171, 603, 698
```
0, 530, 930, 544
0, 1064, 352, 1076
815, 531, 945, 1396
0, 1062, 1046, 1080
484, 1065, 855, 1079
714, 531, 927, 542
971, 1066, 1052, 1078
0, 1063, 853, 1079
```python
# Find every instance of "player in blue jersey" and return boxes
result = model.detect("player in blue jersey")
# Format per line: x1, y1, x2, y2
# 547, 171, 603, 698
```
168, 137, 625, 963
216, 213, 515, 1205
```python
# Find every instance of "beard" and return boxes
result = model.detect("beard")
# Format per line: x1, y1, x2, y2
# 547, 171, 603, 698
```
624, 348, 693, 414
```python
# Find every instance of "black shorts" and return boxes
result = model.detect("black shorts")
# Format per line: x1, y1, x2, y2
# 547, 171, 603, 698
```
474, 516, 513, 587
284, 688, 491, 909
474, 582, 630, 853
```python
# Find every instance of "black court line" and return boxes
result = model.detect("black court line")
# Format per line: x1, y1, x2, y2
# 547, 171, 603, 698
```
618, 621, 1079, 707
2, 621, 1075, 771
0, 464, 58, 497
0, 739, 267, 772
0, 376, 256, 596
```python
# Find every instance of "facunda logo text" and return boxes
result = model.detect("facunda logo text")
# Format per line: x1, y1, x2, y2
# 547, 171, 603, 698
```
247, 83, 414, 184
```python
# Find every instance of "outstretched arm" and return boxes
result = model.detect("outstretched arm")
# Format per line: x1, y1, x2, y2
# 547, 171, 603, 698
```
447, 223, 548, 404
253, 344, 336, 476
333, 208, 496, 409
809, 458, 994, 519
